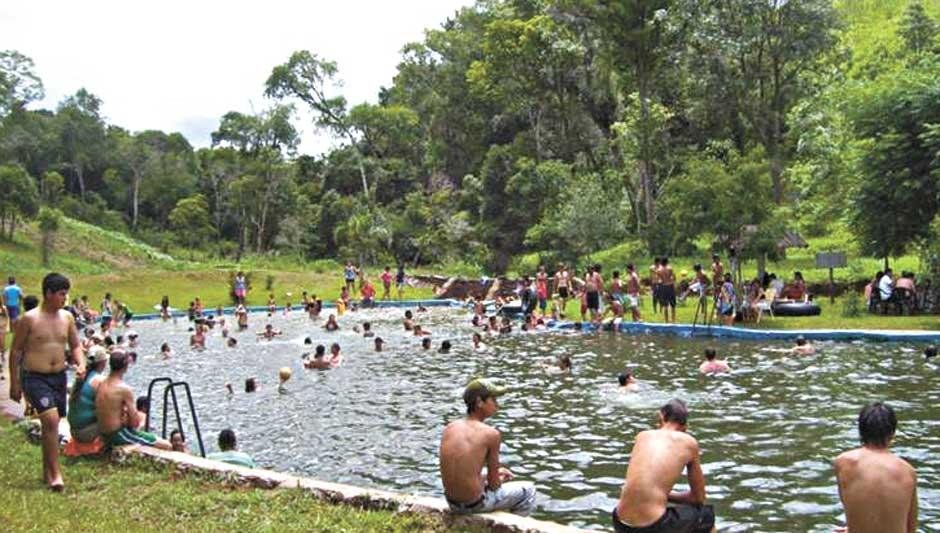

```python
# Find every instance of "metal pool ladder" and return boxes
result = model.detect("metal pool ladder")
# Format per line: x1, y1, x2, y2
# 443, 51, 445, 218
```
145, 377, 207, 457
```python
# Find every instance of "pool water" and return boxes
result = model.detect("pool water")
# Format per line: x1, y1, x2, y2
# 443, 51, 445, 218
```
122, 307, 939, 532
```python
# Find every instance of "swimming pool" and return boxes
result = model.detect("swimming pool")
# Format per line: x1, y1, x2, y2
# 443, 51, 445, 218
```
122, 307, 940, 531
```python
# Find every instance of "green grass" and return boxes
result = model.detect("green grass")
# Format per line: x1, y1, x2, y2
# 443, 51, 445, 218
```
0, 420, 472, 532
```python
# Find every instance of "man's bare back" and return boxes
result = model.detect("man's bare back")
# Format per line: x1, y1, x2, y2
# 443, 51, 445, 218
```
835, 447, 917, 533
617, 428, 703, 526
440, 418, 498, 503
96, 376, 139, 435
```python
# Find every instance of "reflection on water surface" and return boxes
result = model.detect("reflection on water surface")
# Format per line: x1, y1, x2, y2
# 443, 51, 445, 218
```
124, 308, 940, 531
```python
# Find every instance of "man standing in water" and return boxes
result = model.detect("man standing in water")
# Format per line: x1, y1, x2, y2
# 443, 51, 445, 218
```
834, 402, 917, 533
9, 273, 85, 491
439, 378, 536, 515
613, 399, 715, 533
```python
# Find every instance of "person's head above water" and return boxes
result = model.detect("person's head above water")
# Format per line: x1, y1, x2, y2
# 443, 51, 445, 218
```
704, 348, 717, 361
218, 428, 238, 451
618, 371, 634, 386
558, 355, 572, 370
405, 310, 413, 319
422, 337, 432, 350
924, 345, 937, 360
795, 335, 807, 346
439, 340, 452, 353
463, 378, 506, 415
858, 401, 896, 448
304, 337, 312, 345
659, 399, 688, 428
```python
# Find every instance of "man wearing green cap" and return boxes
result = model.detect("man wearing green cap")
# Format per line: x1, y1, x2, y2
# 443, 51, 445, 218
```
439, 378, 536, 515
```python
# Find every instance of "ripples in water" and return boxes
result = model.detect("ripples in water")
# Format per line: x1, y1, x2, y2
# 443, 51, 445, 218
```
123, 308, 940, 531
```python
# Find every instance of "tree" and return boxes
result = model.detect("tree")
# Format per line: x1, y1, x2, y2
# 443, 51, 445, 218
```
0, 164, 39, 239
55, 88, 107, 197
557, 0, 680, 226
690, 0, 840, 203
899, 1, 938, 54
850, 63, 940, 261
168, 194, 214, 250
265, 51, 369, 198
39, 170, 65, 205
211, 104, 299, 157
467, 14, 584, 160
37, 207, 61, 266
0, 50, 44, 117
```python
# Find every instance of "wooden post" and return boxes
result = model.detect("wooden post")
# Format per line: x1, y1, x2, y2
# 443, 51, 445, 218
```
829, 267, 835, 304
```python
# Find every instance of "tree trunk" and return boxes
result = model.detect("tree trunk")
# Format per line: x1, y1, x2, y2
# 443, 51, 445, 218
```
75, 164, 86, 199
132, 171, 140, 230
768, 117, 783, 204
41, 231, 51, 266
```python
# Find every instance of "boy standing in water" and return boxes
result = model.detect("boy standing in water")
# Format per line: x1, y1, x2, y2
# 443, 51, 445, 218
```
834, 402, 917, 533
439, 378, 536, 515
9, 273, 85, 491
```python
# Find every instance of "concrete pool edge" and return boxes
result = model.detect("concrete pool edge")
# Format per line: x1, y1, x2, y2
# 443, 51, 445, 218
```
117, 444, 590, 533
547, 319, 940, 343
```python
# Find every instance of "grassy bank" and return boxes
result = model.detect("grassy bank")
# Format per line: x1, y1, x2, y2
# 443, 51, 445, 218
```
4, 215, 938, 331
0, 420, 467, 532
557, 295, 940, 331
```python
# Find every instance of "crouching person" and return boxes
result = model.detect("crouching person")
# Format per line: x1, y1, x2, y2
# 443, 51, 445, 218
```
67, 345, 109, 443
95, 351, 170, 450
439, 378, 536, 515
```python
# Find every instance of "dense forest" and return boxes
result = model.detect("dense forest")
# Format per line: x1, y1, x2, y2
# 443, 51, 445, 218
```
2, 0, 940, 274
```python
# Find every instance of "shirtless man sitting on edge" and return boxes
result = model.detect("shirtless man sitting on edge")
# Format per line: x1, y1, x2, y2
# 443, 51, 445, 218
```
439, 378, 536, 515
96, 351, 171, 450
9, 273, 85, 491
833, 402, 917, 533
614, 399, 715, 533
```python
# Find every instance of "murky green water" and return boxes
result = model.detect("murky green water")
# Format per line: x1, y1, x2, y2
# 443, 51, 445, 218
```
125, 307, 939, 531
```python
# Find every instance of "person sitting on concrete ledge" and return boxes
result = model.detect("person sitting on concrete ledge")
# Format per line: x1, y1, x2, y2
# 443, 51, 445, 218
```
613, 399, 715, 533
207, 429, 255, 468
67, 345, 109, 443
95, 351, 171, 450
439, 378, 536, 515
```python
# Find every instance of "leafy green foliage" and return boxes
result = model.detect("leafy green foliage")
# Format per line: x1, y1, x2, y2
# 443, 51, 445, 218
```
0, 2, 936, 278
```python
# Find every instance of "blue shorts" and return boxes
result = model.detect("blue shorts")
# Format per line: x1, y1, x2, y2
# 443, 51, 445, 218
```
23, 371, 67, 417
6, 305, 18, 322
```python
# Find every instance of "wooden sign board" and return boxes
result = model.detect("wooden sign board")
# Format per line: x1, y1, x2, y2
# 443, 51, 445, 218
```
816, 252, 847, 269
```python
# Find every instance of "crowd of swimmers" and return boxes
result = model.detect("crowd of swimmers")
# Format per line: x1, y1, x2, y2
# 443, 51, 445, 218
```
1, 269, 927, 532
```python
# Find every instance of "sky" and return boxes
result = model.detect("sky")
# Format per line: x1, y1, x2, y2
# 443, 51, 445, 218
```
0, 0, 475, 155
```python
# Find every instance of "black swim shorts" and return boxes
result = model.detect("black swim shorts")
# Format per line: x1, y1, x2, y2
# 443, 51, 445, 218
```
23, 370, 68, 417
558, 287, 570, 299
587, 291, 600, 311
658, 285, 677, 307
612, 504, 715, 533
